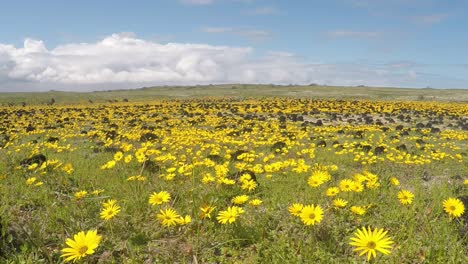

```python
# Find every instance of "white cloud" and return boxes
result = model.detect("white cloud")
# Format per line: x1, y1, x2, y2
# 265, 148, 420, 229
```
244, 6, 279, 15
180, 0, 215, 5
0, 33, 465, 91
327, 30, 381, 39
201, 27, 272, 41
201, 27, 234, 33
384, 61, 420, 69
411, 13, 448, 25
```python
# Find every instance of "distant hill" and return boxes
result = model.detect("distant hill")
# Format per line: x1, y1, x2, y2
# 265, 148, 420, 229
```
0, 84, 466, 106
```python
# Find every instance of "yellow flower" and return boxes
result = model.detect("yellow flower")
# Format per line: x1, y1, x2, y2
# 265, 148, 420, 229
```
390, 177, 400, 186
443, 198, 465, 218
127, 175, 145, 181
102, 199, 117, 207
28, 163, 38, 170
307, 175, 324, 187
216, 206, 244, 224
127, 175, 137, 181
311, 169, 331, 182
156, 208, 181, 227
148, 191, 171, 206
100, 160, 116, 169
74, 191, 88, 200
136, 175, 146, 181
366, 179, 380, 189
135, 151, 146, 163
100, 203, 121, 221
353, 173, 367, 183
60, 230, 102, 262
249, 199, 263, 206
339, 179, 354, 192
239, 173, 252, 183
397, 190, 414, 205
241, 180, 258, 191
113, 151, 123, 161
349, 227, 393, 261
62, 163, 74, 174
351, 206, 366, 215
35, 181, 44, 186
199, 205, 216, 219
332, 198, 348, 208
352, 182, 364, 192
164, 173, 176, 181
299, 204, 324, 226
26, 177, 36, 185
91, 189, 104, 196
202, 174, 216, 184
177, 215, 192, 225
124, 154, 133, 163
288, 203, 304, 216
326, 187, 340, 197
232, 195, 249, 205
221, 178, 236, 185
363, 171, 379, 182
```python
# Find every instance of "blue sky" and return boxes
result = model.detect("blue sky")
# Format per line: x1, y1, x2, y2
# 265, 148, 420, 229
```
0, 0, 467, 91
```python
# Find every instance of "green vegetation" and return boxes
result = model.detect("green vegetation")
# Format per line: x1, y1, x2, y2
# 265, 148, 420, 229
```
0, 84, 467, 106
0, 91, 467, 263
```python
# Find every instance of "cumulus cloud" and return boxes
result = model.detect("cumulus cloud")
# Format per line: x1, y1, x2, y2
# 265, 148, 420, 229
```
1, 34, 252, 86
0, 33, 465, 91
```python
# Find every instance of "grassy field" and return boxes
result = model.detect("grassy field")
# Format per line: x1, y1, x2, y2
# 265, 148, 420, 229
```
0, 84, 467, 106
0, 86, 467, 263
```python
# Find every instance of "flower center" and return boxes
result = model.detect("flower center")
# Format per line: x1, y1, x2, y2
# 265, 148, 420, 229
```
78, 245, 88, 255
367, 241, 377, 249
309, 213, 316, 219
449, 205, 456, 211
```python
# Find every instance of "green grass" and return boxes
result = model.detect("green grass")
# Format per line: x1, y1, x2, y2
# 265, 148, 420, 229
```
0, 94, 467, 263
0, 84, 467, 106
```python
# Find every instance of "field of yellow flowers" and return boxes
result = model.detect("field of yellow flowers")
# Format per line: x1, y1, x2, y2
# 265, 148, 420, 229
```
0, 97, 467, 263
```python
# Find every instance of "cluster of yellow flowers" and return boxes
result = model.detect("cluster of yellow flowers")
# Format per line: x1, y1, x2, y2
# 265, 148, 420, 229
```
287, 166, 467, 260
0, 98, 465, 262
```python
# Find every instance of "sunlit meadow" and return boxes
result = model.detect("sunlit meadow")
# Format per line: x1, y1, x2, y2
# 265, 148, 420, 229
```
0, 94, 467, 263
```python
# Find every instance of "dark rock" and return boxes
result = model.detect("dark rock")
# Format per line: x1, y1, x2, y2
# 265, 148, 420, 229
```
140, 133, 158, 142
271, 141, 287, 151
46, 136, 59, 143
396, 144, 407, 152
20, 154, 47, 167
228, 170, 258, 184
207, 154, 223, 164
142, 160, 160, 173
316, 140, 327, 147
231, 150, 248, 161
374, 146, 385, 155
